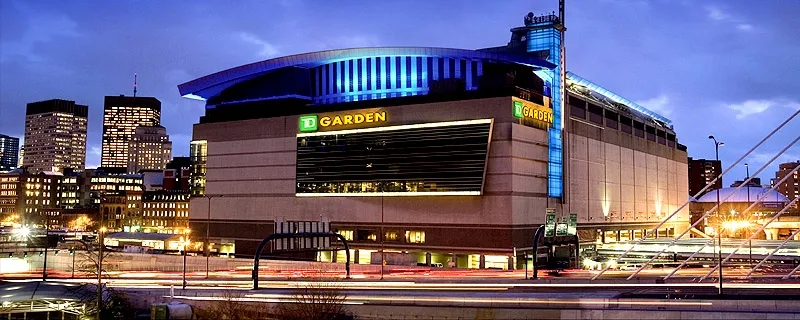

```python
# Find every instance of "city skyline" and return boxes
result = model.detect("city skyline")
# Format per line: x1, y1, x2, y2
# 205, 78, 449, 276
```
1, 0, 798, 181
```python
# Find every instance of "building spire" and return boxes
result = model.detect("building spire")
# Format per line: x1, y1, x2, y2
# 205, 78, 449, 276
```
133, 73, 138, 97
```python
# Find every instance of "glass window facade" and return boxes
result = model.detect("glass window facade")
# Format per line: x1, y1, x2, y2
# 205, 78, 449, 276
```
296, 121, 492, 195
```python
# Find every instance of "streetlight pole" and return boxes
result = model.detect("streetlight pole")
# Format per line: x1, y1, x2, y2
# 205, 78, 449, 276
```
203, 194, 222, 279
746, 163, 752, 268
709, 135, 724, 295
43, 228, 49, 281
183, 236, 189, 290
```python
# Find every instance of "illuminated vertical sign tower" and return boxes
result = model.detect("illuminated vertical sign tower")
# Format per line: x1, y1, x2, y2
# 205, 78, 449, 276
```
519, 12, 566, 198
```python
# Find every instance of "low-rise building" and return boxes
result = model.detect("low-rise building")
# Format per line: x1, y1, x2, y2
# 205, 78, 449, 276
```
142, 191, 190, 234
0, 168, 62, 228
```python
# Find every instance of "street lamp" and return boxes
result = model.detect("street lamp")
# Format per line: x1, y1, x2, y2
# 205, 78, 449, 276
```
708, 135, 724, 295
182, 235, 191, 290
745, 163, 752, 267
203, 194, 222, 279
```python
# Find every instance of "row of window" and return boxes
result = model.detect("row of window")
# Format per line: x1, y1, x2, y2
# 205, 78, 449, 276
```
337, 229, 426, 244
569, 95, 677, 147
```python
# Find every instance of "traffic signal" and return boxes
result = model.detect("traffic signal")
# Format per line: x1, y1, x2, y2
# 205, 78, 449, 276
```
39, 251, 43, 257
54, 250, 59, 256
69, 248, 74, 256
23, 252, 28, 258
7, 253, 12, 258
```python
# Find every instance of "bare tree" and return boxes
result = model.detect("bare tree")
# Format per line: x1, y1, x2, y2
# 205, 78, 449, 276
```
194, 290, 273, 319
69, 241, 135, 319
272, 277, 351, 320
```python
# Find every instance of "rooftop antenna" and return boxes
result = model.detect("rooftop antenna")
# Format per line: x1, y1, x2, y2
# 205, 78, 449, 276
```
133, 73, 138, 97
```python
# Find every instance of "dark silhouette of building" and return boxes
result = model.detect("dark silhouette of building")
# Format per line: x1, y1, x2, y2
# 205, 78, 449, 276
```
688, 157, 722, 197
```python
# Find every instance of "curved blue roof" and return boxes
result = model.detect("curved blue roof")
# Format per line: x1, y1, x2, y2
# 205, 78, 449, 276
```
178, 47, 556, 101
695, 187, 790, 203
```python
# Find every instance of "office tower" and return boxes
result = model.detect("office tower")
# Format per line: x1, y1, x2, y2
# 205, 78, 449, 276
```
774, 161, 800, 208
688, 157, 723, 197
127, 125, 172, 173
24, 99, 88, 173
0, 134, 20, 171
101, 95, 161, 169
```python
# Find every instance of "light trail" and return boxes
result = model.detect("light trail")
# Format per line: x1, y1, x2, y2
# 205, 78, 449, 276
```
170, 294, 713, 307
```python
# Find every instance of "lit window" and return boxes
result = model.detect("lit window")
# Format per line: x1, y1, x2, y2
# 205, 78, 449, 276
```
405, 231, 425, 244
337, 229, 354, 241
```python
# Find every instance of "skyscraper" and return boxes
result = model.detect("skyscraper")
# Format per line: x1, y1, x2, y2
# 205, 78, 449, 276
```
688, 157, 723, 197
127, 125, 172, 173
24, 99, 88, 173
0, 134, 20, 171
101, 95, 161, 169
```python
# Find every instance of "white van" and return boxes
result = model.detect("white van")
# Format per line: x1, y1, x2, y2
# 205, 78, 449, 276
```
620, 264, 644, 271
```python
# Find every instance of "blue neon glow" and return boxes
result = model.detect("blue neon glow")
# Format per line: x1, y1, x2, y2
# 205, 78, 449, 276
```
527, 24, 564, 198
308, 56, 469, 105
566, 72, 672, 125
182, 93, 206, 101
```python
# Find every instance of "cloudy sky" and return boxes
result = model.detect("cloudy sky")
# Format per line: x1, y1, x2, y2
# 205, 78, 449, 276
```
1, 0, 798, 184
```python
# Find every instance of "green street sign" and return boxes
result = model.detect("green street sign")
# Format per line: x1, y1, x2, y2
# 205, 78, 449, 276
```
568, 213, 577, 236
299, 115, 318, 132
513, 101, 524, 118
545, 209, 556, 238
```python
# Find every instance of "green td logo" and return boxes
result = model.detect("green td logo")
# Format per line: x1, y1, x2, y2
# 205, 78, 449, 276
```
299, 115, 318, 132
513, 101, 524, 118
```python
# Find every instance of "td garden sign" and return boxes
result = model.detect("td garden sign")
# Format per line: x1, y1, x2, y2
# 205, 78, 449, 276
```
512, 97, 553, 126
299, 110, 387, 132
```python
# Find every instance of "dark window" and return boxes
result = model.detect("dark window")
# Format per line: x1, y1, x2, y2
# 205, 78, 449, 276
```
331, 63, 338, 94
385, 57, 392, 89
588, 103, 603, 125
416, 57, 423, 87
366, 58, 372, 91
348, 60, 354, 92
427, 57, 434, 85
646, 126, 657, 142
448, 59, 456, 79
667, 133, 676, 147
376, 58, 382, 90
633, 121, 645, 138
657, 130, 666, 145
297, 121, 492, 194
311, 67, 318, 97
357, 230, 376, 241
406, 57, 412, 88
437, 58, 444, 80
570, 103, 585, 119
620, 116, 633, 134
460, 59, 467, 80
471, 61, 478, 87
357, 59, 363, 91
340, 62, 345, 94
605, 111, 618, 129
395, 57, 402, 89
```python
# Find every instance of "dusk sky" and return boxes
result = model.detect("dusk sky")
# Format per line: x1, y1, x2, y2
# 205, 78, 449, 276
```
1, 0, 797, 184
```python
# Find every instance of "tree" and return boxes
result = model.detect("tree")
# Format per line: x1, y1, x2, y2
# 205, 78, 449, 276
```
69, 238, 136, 319
194, 290, 273, 319
272, 277, 351, 320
